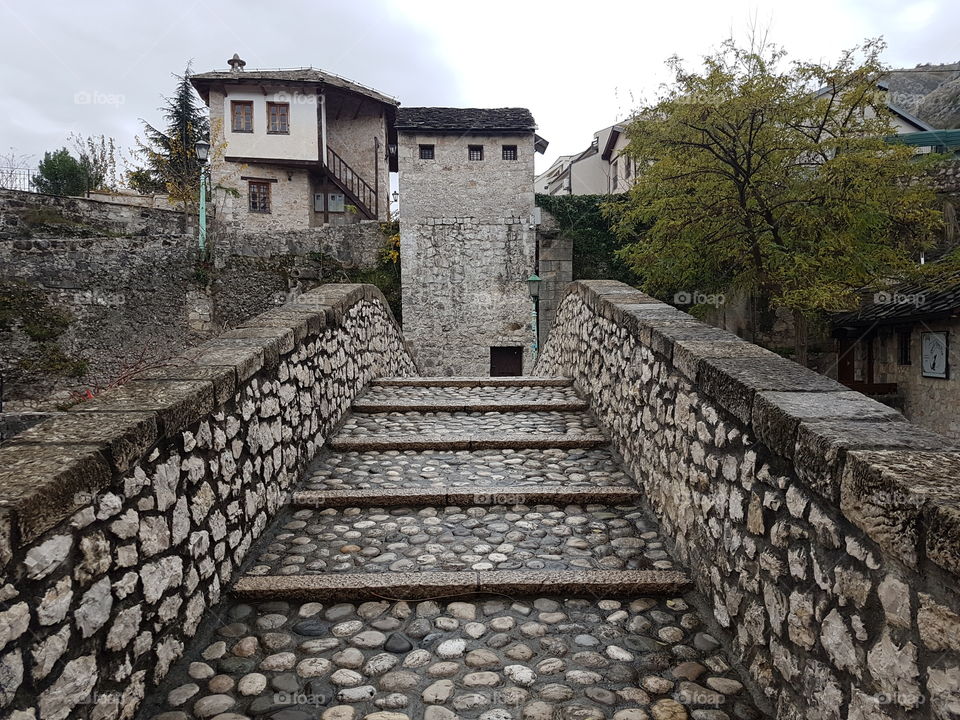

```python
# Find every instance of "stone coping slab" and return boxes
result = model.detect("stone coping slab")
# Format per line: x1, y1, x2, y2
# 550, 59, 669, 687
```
328, 433, 609, 452
232, 569, 691, 601
374, 377, 573, 387
290, 486, 642, 508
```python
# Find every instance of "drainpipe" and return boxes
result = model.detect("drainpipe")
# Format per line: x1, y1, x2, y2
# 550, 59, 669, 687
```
320, 91, 328, 166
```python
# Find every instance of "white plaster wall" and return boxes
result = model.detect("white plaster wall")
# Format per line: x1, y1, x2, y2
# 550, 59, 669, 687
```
221, 89, 318, 161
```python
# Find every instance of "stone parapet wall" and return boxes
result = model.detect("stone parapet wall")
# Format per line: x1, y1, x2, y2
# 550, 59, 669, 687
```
536, 279, 960, 719
0, 284, 415, 718
0, 220, 386, 408
0, 189, 189, 239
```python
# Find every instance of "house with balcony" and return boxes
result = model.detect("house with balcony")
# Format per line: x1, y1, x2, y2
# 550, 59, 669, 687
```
190, 54, 397, 231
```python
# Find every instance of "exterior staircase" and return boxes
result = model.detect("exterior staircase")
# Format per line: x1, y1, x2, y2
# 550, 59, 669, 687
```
324, 146, 378, 220
142, 376, 763, 720
233, 376, 691, 601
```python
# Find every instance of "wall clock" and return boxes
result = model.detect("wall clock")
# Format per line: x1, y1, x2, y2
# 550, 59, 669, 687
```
921, 331, 949, 379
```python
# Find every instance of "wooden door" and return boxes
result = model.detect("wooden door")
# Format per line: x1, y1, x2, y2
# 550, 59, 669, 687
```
490, 347, 523, 377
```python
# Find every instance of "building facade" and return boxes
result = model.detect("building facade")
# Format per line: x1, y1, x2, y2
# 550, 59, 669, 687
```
396, 108, 545, 376
832, 277, 960, 440
190, 56, 397, 232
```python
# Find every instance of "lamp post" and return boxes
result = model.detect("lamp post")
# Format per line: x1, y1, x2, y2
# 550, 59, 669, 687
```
194, 140, 211, 255
527, 273, 542, 364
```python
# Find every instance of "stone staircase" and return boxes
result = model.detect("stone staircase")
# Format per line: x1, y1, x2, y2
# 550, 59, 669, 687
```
141, 377, 763, 720
233, 377, 689, 602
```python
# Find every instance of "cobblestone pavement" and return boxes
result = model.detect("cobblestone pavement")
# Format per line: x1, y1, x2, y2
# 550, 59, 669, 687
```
141, 378, 763, 720
358, 385, 585, 404
144, 596, 761, 720
338, 411, 600, 437
244, 505, 674, 576
302, 449, 632, 491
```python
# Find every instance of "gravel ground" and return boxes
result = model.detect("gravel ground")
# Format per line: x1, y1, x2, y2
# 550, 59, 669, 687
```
244, 505, 675, 576
338, 411, 601, 437
302, 448, 632, 491
143, 596, 762, 720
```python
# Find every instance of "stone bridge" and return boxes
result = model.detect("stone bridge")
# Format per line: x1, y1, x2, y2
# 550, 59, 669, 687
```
1, 280, 958, 720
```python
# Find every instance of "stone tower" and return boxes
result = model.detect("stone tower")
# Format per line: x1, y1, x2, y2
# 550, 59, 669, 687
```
396, 107, 546, 376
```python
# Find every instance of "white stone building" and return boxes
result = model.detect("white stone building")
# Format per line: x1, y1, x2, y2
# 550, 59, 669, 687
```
396, 107, 547, 376
190, 55, 397, 231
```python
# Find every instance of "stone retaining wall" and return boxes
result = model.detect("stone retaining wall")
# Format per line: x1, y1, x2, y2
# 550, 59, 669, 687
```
0, 284, 416, 719
536, 279, 960, 720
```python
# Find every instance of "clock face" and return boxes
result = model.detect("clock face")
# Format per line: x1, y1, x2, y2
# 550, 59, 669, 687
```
921, 331, 949, 379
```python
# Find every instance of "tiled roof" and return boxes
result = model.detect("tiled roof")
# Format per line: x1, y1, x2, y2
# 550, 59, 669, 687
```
832, 268, 960, 327
189, 68, 398, 106
395, 107, 536, 132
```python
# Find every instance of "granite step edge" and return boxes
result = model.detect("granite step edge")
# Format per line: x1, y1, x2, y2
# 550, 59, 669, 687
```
352, 399, 590, 413
232, 569, 692, 601
327, 433, 609, 451
372, 377, 574, 388
289, 485, 644, 508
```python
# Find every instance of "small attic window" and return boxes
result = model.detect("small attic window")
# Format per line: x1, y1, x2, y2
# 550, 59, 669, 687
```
468, 145, 484, 161
419, 144, 435, 160
502, 145, 518, 160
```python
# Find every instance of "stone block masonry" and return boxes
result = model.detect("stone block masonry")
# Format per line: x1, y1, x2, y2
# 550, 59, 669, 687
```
399, 130, 538, 376
0, 188, 386, 410
0, 284, 415, 718
536, 279, 960, 719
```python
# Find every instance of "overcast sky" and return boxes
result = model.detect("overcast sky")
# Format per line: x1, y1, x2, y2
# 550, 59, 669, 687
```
1, 0, 958, 176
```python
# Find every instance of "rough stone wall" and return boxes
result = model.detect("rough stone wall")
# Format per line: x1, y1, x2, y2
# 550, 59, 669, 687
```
534, 208, 573, 349
0, 225, 384, 409
537, 280, 960, 720
0, 189, 188, 238
0, 284, 415, 719
210, 160, 314, 233
399, 131, 537, 375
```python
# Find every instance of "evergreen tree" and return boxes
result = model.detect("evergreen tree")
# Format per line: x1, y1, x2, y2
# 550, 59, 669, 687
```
132, 63, 209, 205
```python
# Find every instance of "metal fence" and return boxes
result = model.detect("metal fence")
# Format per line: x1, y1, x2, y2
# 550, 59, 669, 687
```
0, 167, 38, 192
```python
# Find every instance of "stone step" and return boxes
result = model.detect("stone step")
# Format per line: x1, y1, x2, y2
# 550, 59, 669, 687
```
354, 383, 588, 413
233, 569, 692, 601
328, 433, 609, 451
244, 504, 676, 578
373, 376, 573, 387
291, 486, 643, 508
303, 447, 632, 493
334, 409, 602, 447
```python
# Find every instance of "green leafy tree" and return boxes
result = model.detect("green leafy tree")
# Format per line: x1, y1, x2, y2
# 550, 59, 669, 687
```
32, 148, 89, 196
133, 63, 209, 206
611, 37, 943, 363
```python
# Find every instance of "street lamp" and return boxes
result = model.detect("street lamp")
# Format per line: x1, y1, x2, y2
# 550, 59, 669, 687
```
527, 273, 542, 364
194, 140, 211, 255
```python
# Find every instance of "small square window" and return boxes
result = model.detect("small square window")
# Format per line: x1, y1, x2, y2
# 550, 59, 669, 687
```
898, 330, 912, 365
419, 144, 435, 160
231, 101, 253, 133
468, 145, 484, 161
502, 145, 517, 160
248, 181, 271, 213
267, 102, 290, 134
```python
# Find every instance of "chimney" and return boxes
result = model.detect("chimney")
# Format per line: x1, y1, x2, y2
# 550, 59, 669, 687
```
227, 53, 246, 72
